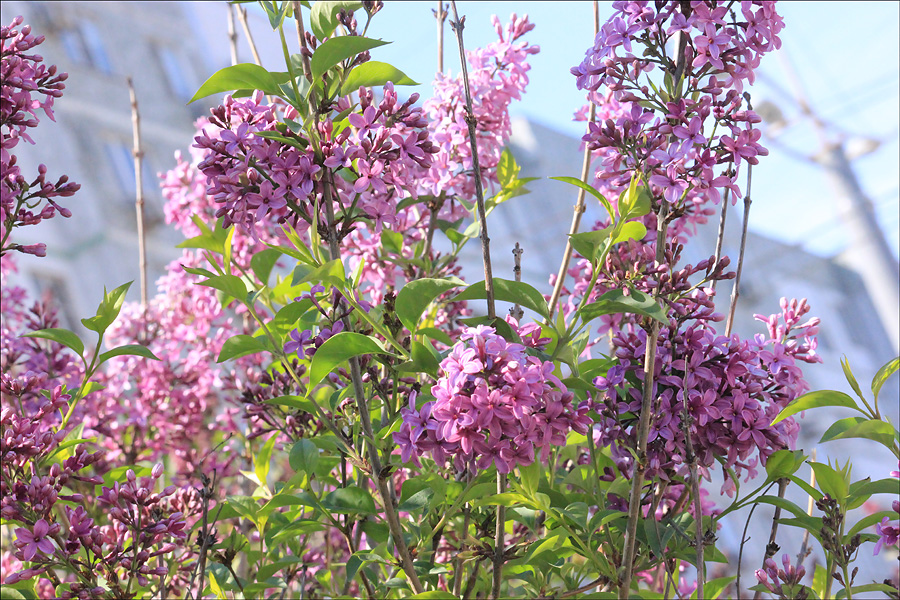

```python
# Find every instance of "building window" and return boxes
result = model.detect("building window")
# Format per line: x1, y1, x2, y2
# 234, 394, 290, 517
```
60, 20, 112, 74
155, 45, 194, 100
103, 141, 159, 209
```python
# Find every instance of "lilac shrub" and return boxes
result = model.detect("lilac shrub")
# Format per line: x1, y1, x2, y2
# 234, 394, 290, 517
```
2, 3, 898, 600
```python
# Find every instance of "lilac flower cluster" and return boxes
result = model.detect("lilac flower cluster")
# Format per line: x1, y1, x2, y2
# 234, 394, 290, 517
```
755, 554, 809, 600
395, 325, 591, 474
594, 295, 819, 493
422, 14, 539, 211
567, 2, 784, 244
1, 16, 78, 256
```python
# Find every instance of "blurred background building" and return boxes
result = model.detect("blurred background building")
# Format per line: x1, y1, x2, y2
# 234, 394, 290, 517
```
5, 0, 899, 583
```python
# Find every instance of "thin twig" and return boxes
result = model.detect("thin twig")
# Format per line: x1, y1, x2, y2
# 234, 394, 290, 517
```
620, 9, 691, 597
126, 78, 148, 317
184, 472, 218, 600
548, 0, 600, 320
725, 163, 752, 336
226, 4, 239, 65
321, 175, 424, 593
681, 365, 705, 599
510, 243, 524, 320
796, 449, 817, 567
235, 6, 262, 66
735, 481, 776, 597
435, 1, 447, 73
449, 0, 495, 319
710, 186, 730, 292
491, 471, 507, 600
725, 94, 755, 336
292, 1, 313, 81
751, 478, 788, 600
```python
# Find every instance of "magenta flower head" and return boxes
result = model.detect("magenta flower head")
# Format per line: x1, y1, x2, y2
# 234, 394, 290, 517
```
395, 325, 591, 474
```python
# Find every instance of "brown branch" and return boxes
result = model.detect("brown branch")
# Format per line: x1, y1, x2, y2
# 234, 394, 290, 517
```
491, 472, 507, 600
548, 0, 600, 320
226, 4, 239, 66
449, 0, 495, 319
725, 162, 753, 336
510, 243, 524, 320
710, 186, 730, 293
126, 78, 148, 316
795, 449, 817, 567
321, 175, 424, 594
435, 1, 447, 73
620, 7, 692, 597
292, 1, 313, 81
235, 6, 263, 67
752, 478, 788, 600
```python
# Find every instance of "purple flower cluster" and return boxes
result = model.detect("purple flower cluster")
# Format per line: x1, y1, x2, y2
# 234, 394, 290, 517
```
422, 14, 539, 210
594, 295, 820, 493
1, 16, 78, 256
755, 554, 808, 600
395, 325, 591, 474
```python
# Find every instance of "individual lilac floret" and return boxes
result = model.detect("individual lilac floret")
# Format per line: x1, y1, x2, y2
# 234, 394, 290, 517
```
394, 325, 591, 474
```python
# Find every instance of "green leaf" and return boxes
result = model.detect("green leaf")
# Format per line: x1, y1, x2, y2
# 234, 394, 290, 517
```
846, 509, 898, 538
396, 277, 466, 332
217, 334, 269, 363
620, 176, 652, 219
198, 274, 248, 303
872, 356, 899, 399
472, 492, 530, 508
346, 551, 385, 586
579, 288, 668, 325
265, 395, 317, 412
250, 248, 283, 285
612, 220, 648, 244
550, 176, 614, 219
254, 433, 278, 487
311, 36, 389, 80
189, 63, 283, 103
819, 417, 896, 449
497, 148, 520, 188
810, 462, 849, 503
397, 340, 440, 377
289, 438, 319, 475
691, 576, 736, 600
765, 449, 805, 482
81, 282, 133, 334
310, 0, 363, 40
340, 61, 418, 95
309, 332, 388, 387
840, 356, 865, 400
771, 390, 859, 426
22, 328, 84, 357
99, 344, 160, 363
453, 278, 550, 319
568, 228, 611, 262
188, 63, 281, 104
409, 592, 460, 600
0, 582, 38, 599
397, 487, 434, 513
836, 584, 900, 599
292, 258, 345, 287
322, 486, 376, 514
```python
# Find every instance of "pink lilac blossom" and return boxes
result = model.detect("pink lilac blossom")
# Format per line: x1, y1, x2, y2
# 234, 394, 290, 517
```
422, 14, 539, 216
874, 463, 900, 556
395, 324, 591, 474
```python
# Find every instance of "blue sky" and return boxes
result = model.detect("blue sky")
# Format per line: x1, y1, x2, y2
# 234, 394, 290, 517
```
235, 1, 899, 260
366, 2, 900, 260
